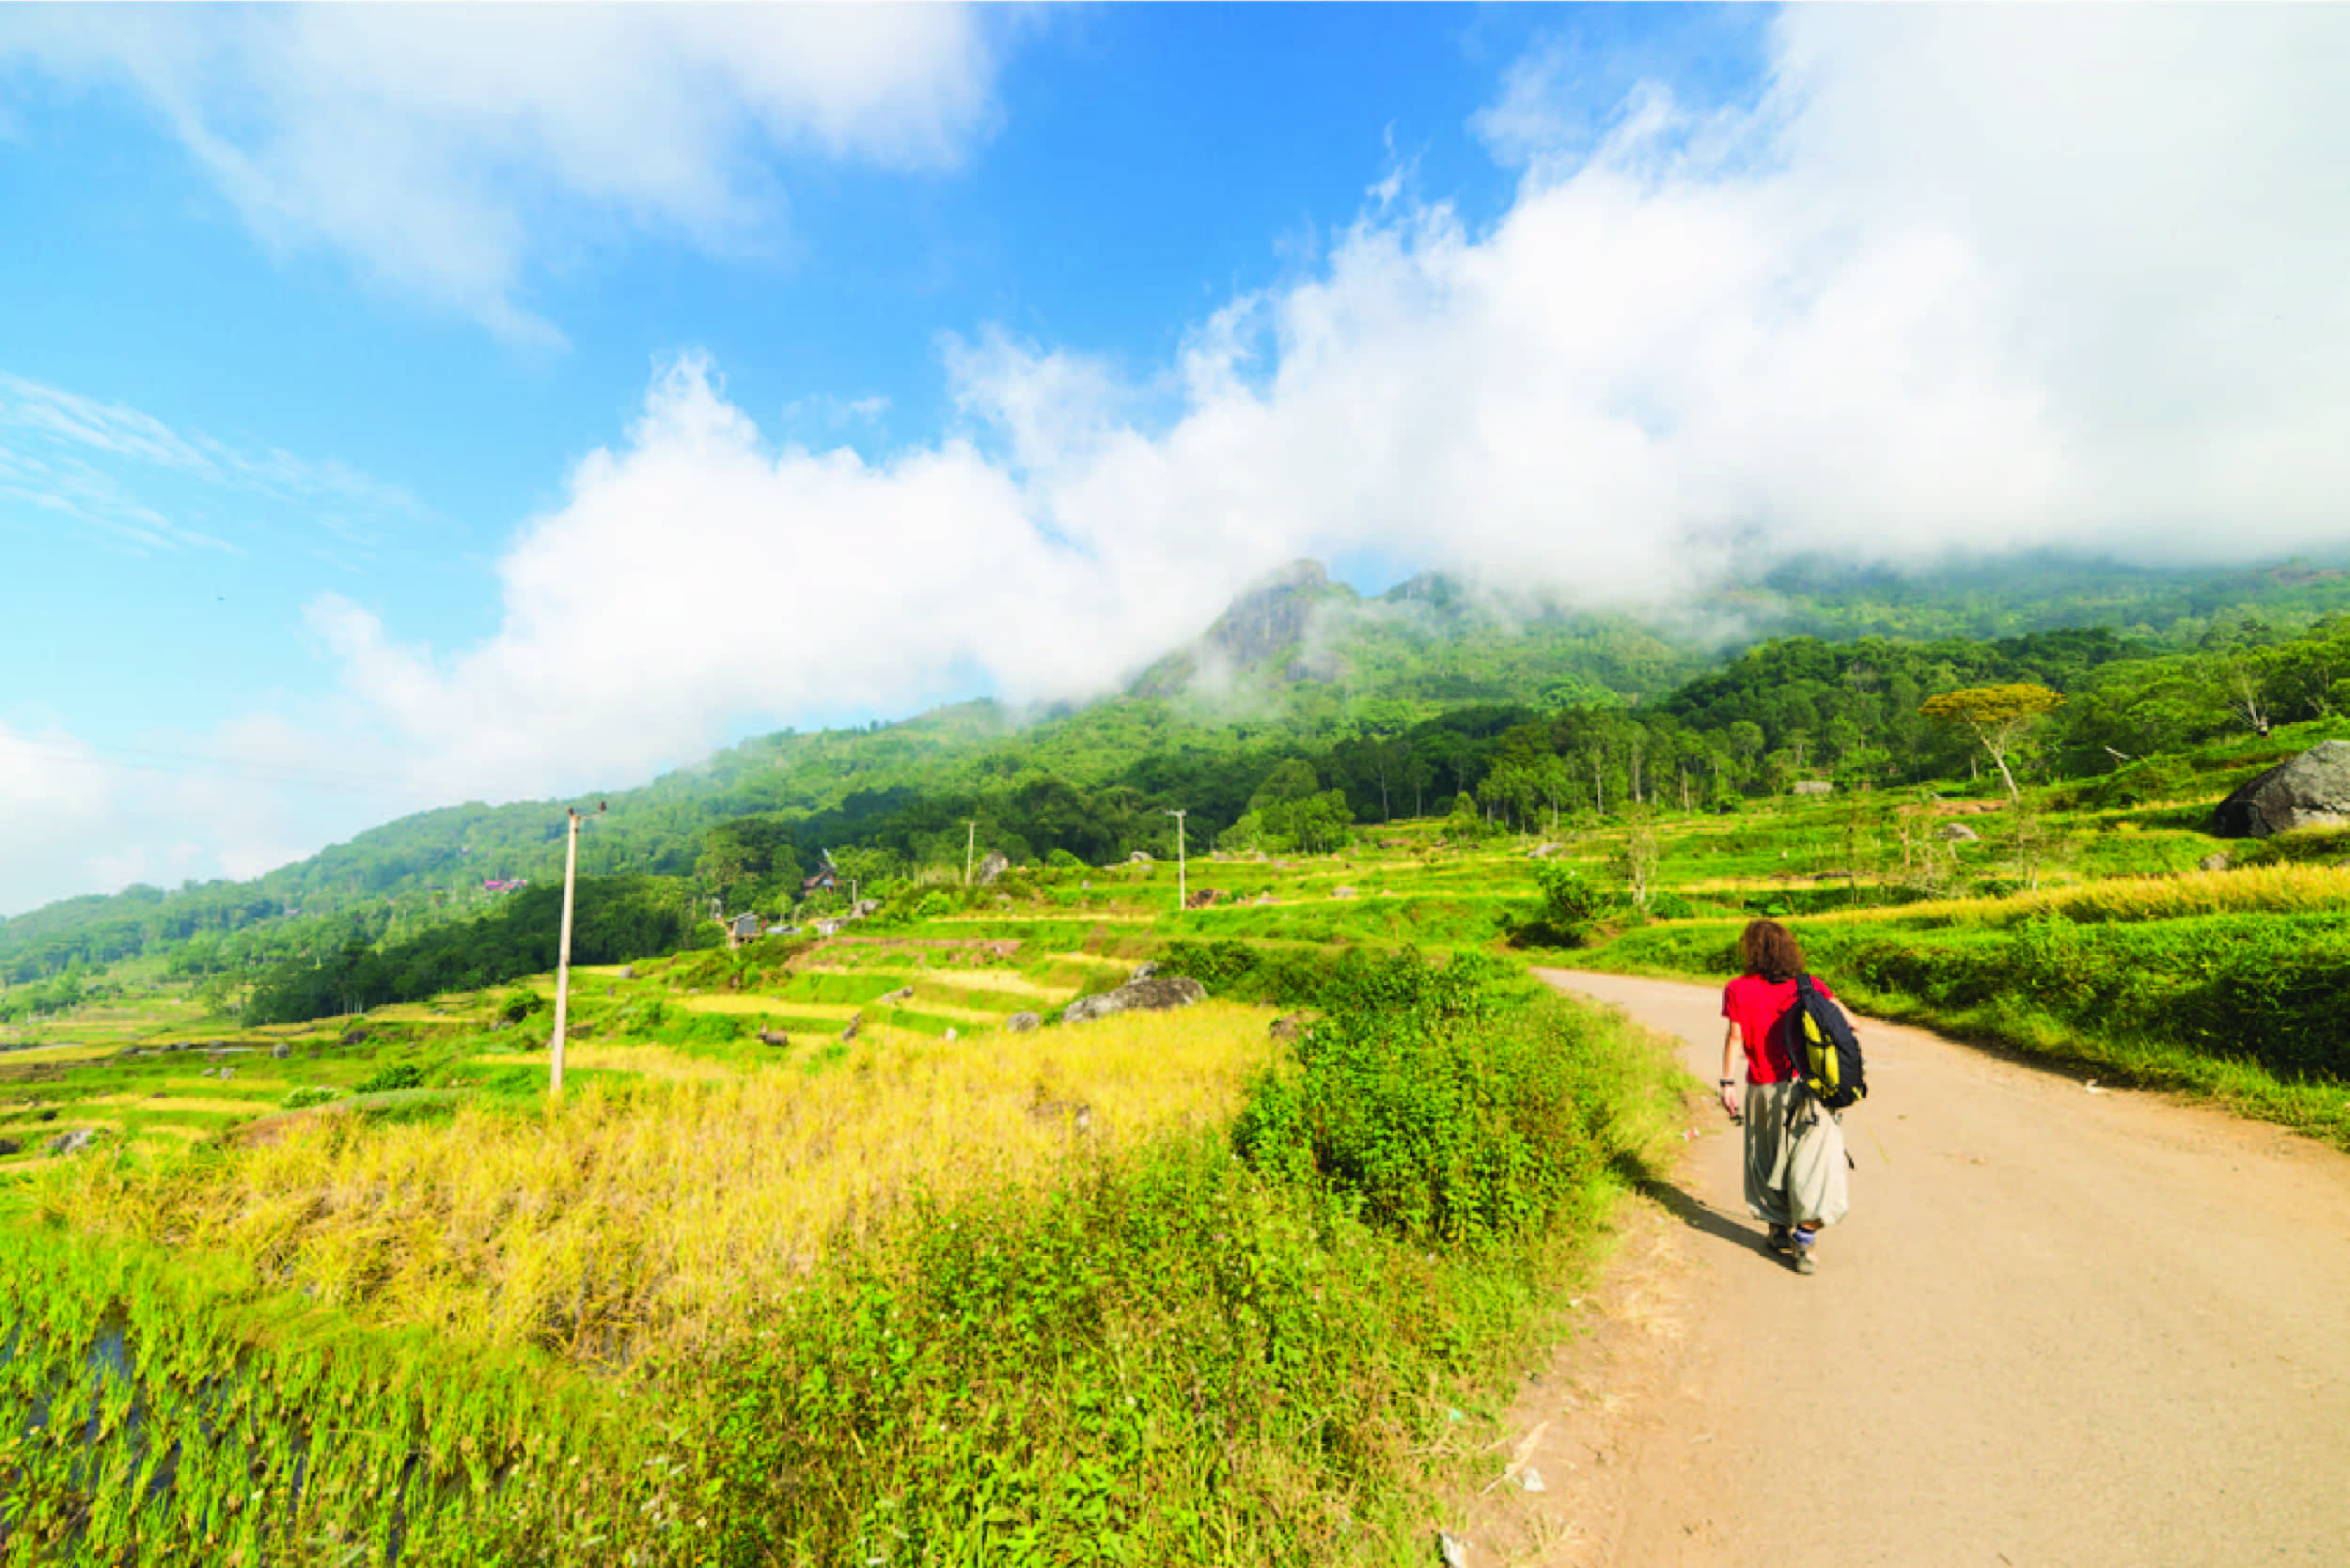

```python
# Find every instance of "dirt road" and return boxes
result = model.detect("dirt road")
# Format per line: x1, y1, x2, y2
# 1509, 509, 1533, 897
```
1480, 970, 2350, 1568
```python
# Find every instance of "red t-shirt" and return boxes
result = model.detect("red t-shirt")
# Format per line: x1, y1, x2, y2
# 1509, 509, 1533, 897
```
1721, 973, 1834, 1084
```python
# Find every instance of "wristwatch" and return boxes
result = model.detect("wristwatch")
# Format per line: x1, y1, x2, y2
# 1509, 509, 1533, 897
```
1719, 1078, 1736, 1087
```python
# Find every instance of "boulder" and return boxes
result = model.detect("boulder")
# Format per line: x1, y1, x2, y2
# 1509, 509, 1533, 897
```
2199, 852, 2232, 872
1331, 886, 1357, 899
1269, 1012, 1308, 1043
758, 1028, 791, 1047
1934, 823, 1981, 843
272, 1043, 290, 1059
46, 1128, 98, 1157
1128, 852, 1154, 865
1129, 962, 1160, 981
1183, 888, 1220, 909
619, 965, 636, 980
2209, 741, 2350, 838
1061, 975, 1208, 1026
881, 986, 916, 1005
1006, 1011, 1042, 1033
979, 851, 1012, 886
1528, 843, 1561, 858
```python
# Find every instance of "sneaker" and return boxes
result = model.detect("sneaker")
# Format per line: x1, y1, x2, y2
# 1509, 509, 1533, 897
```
1793, 1227, 1819, 1275
1765, 1224, 1794, 1254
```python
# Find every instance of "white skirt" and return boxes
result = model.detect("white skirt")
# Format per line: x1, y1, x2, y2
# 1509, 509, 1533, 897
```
1743, 1079, 1851, 1229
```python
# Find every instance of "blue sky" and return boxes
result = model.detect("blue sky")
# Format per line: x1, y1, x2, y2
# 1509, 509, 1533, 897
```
2, 6, 2345, 915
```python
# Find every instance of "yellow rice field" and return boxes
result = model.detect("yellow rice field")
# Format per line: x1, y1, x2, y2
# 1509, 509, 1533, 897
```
41, 1001, 1279, 1362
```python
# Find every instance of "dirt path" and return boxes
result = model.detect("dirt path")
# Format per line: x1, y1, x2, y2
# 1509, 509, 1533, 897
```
1462, 970, 2350, 1568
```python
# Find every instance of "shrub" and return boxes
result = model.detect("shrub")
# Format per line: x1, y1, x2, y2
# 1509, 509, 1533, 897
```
1532, 860, 1608, 930
1231, 953, 1608, 1247
496, 989, 547, 1025
352, 1061, 426, 1095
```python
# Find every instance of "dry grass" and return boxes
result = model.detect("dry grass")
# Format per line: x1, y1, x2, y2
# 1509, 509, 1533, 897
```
1821, 862, 2350, 928
491, 1045, 742, 1082
86, 1094, 274, 1116
40, 1002, 1278, 1365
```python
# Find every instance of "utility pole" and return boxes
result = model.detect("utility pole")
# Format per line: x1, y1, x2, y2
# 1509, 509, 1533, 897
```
549, 801, 604, 1098
964, 821, 978, 886
1165, 808, 1187, 912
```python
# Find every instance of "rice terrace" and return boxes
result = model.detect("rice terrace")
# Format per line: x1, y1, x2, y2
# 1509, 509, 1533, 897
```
8, 591, 2350, 1563
7, 7, 2350, 1567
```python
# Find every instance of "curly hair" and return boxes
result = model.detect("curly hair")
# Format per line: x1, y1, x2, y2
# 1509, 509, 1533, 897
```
1738, 918, 1805, 983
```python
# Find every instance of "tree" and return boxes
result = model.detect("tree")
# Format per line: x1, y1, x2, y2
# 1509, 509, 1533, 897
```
1919, 683, 2064, 802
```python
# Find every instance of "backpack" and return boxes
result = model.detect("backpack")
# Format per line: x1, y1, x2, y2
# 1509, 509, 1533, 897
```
1778, 974, 1865, 1111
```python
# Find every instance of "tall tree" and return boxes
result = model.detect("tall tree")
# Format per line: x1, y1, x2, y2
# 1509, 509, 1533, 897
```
1919, 683, 2065, 801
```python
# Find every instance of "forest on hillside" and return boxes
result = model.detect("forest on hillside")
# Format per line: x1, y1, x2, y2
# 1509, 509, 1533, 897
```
4, 562, 2346, 998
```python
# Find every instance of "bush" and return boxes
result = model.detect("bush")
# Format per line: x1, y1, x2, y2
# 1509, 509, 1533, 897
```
1231, 953, 1608, 1247
352, 1062, 426, 1095
281, 1085, 337, 1110
497, 989, 547, 1025
1533, 861, 1608, 931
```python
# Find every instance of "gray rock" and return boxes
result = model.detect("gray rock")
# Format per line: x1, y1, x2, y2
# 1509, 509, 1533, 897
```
880, 986, 916, 1005
2210, 741, 2350, 838
1129, 962, 1160, 981
979, 850, 1012, 885
1331, 886, 1358, 899
2199, 852, 2232, 872
758, 1028, 791, 1047
46, 1128, 98, 1156
1934, 823, 1981, 842
1128, 851, 1154, 865
851, 899, 882, 918
272, 1043, 291, 1059
1528, 843, 1561, 858
1269, 1012, 1308, 1043
1061, 975, 1208, 1026
1006, 1011, 1042, 1033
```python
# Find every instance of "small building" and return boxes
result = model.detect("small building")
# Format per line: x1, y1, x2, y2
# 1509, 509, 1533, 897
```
801, 852, 840, 895
727, 913, 761, 949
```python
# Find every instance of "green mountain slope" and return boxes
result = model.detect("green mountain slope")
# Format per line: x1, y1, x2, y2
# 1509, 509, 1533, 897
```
6, 552, 2346, 990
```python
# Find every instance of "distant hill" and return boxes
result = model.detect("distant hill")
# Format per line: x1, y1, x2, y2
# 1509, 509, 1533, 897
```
6, 549, 2346, 983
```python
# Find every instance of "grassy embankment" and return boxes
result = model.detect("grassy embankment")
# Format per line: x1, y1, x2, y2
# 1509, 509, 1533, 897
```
2, 889, 1684, 1564
1576, 841, 2350, 1151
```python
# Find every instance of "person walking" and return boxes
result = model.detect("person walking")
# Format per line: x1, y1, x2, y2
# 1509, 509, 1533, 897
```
1719, 918, 1850, 1274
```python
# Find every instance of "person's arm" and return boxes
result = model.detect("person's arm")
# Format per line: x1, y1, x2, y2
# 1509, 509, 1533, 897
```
1720, 1021, 1743, 1118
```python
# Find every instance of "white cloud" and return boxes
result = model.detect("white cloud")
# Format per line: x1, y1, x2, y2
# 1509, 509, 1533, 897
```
298, 8, 2350, 818
9, 8, 2350, 915
0, 6, 1002, 345
0, 371, 423, 555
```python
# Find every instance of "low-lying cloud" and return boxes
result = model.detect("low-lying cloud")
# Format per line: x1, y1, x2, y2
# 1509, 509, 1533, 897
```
8, 7, 2349, 914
